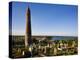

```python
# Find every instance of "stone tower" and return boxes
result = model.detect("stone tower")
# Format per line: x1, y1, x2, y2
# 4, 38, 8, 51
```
25, 7, 32, 47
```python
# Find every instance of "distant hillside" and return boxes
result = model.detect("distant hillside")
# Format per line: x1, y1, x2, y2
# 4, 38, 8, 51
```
9, 35, 78, 42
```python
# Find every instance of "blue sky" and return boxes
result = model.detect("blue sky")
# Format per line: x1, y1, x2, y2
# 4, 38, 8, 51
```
11, 2, 78, 36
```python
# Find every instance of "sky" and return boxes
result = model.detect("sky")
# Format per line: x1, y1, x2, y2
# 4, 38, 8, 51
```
10, 2, 78, 36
